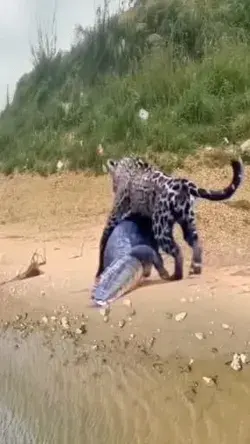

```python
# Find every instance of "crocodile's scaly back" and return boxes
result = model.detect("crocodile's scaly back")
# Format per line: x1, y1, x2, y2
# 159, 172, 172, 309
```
92, 217, 168, 306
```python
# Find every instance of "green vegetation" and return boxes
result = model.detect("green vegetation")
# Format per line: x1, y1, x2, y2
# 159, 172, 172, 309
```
1, 0, 250, 175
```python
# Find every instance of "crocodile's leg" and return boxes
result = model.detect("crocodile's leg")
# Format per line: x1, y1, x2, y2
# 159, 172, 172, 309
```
142, 263, 153, 278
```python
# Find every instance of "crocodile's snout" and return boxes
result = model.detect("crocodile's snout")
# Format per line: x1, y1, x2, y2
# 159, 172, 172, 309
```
92, 255, 144, 305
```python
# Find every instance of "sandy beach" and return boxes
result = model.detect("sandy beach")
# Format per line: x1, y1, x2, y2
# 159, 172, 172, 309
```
0, 158, 249, 358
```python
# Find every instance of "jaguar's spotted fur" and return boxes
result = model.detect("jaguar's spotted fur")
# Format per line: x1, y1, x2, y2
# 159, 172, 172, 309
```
96, 156, 244, 280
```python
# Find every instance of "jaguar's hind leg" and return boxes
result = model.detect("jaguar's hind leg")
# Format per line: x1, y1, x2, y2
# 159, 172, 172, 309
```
180, 215, 202, 276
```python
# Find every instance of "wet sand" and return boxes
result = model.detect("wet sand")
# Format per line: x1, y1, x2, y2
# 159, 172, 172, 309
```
0, 159, 250, 442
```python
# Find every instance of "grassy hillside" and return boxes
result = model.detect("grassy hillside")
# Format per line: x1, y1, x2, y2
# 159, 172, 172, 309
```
1, 0, 250, 175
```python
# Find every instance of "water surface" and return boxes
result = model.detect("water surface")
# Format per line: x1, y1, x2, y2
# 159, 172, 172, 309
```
1, 329, 250, 444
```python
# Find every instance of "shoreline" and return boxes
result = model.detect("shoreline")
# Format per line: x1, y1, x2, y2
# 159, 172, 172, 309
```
0, 163, 249, 361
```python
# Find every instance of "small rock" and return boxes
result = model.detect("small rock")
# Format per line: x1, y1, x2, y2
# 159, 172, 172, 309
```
100, 306, 110, 317
230, 353, 242, 371
61, 316, 70, 330
180, 297, 187, 303
165, 312, 173, 320
75, 323, 86, 335
189, 358, 194, 367
211, 347, 218, 354
103, 316, 109, 323
92, 344, 98, 351
41, 316, 49, 324
40, 290, 45, 297
123, 299, 132, 308
175, 312, 187, 322
222, 323, 230, 330
240, 353, 247, 364
129, 333, 135, 340
118, 319, 126, 328
195, 332, 206, 340
148, 336, 156, 348
50, 316, 57, 322
202, 376, 215, 387
15, 315, 22, 321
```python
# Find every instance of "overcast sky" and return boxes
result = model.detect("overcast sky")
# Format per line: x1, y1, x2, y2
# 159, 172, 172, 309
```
0, 0, 124, 110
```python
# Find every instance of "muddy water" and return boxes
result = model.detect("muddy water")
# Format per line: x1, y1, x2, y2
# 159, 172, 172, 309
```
1, 329, 250, 444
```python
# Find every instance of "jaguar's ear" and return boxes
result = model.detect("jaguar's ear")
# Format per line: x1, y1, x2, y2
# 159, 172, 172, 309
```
138, 158, 149, 169
106, 159, 118, 174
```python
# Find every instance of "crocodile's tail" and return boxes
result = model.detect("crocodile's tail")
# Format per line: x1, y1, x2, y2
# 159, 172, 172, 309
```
92, 245, 156, 306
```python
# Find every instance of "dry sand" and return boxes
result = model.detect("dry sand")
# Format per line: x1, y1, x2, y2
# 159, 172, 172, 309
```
0, 158, 250, 359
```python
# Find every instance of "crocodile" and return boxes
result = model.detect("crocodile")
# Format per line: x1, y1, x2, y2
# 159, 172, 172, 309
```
91, 214, 169, 306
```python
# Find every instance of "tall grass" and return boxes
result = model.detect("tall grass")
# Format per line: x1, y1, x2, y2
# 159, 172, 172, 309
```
1, 0, 250, 175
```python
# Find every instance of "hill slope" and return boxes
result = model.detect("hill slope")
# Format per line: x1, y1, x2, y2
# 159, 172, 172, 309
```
1, 0, 250, 175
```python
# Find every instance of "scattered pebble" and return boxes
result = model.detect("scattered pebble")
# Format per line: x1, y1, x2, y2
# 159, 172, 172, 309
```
75, 323, 86, 335
41, 316, 48, 324
61, 316, 70, 330
230, 353, 242, 371
123, 299, 132, 308
222, 323, 230, 330
100, 307, 110, 317
175, 312, 187, 322
165, 312, 173, 320
180, 297, 187, 303
148, 336, 156, 348
195, 332, 206, 340
202, 376, 216, 387
129, 333, 135, 340
240, 353, 247, 365
118, 319, 126, 328
189, 358, 194, 367
103, 316, 109, 323
50, 316, 57, 322
211, 347, 218, 354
